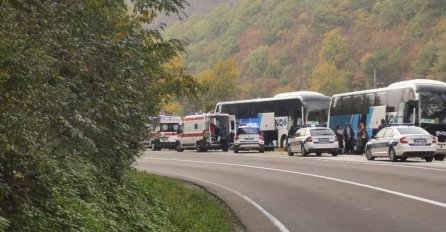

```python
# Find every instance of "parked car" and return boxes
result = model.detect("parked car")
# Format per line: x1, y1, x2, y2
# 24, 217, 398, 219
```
287, 126, 339, 157
234, 126, 265, 153
365, 125, 436, 162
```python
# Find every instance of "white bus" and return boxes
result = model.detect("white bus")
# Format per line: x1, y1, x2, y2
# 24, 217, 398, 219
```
215, 91, 331, 149
328, 79, 446, 160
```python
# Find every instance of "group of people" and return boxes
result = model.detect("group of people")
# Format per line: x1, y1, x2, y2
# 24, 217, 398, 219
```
335, 119, 386, 155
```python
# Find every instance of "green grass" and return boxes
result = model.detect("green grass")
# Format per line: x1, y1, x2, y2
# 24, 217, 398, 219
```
135, 171, 244, 232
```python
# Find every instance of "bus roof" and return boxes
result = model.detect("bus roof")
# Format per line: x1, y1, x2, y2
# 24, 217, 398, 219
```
216, 91, 330, 106
332, 79, 446, 97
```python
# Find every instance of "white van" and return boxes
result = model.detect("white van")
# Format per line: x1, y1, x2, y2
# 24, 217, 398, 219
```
150, 115, 182, 151
177, 113, 236, 152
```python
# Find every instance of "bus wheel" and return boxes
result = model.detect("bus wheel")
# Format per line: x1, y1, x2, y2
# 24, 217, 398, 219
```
281, 136, 287, 150
389, 148, 397, 162
316, 152, 321, 156
434, 154, 445, 161
301, 146, 308, 157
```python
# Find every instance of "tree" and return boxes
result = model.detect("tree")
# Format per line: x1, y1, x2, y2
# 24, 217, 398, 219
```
192, 58, 240, 112
0, 0, 196, 230
319, 28, 350, 68
309, 62, 349, 96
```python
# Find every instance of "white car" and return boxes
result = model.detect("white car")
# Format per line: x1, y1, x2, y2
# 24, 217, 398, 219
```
365, 125, 436, 162
287, 127, 339, 157
234, 126, 265, 153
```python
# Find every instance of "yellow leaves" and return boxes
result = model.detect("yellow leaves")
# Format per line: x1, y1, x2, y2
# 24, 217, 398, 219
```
162, 102, 180, 115
309, 62, 349, 96
319, 28, 350, 68
360, 52, 374, 65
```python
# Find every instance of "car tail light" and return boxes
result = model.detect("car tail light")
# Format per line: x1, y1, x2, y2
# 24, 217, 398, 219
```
306, 136, 312, 142
259, 133, 264, 141
235, 134, 239, 141
400, 137, 408, 144
432, 137, 437, 144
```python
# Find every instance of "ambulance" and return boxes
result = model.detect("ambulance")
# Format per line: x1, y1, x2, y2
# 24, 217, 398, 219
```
150, 115, 182, 151
176, 113, 236, 152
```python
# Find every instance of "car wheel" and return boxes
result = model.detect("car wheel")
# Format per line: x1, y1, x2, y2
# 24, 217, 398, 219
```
259, 148, 264, 153
331, 152, 338, 157
196, 142, 204, 152
365, 148, 375, 160
316, 152, 321, 156
151, 143, 157, 151
400, 157, 407, 161
389, 148, 398, 162
287, 146, 294, 156
234, 146, 239, 153
425, 156, 434, 162
301, 145, 308, 157
176, 143, 184, 152
434, 154, 445, 161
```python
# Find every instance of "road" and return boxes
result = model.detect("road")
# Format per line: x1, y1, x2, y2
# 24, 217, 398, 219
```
135, 150, 446, 232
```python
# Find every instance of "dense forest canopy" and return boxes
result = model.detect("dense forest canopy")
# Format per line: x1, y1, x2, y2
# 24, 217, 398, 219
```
164, 0, 446, 113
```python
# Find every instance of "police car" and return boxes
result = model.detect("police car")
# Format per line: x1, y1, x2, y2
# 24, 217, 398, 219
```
365, 125, 437, 162
287, 126, 339, 157
234, 126, 265, 153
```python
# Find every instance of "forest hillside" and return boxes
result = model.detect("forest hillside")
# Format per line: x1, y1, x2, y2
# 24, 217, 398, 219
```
164, 0, 446, 112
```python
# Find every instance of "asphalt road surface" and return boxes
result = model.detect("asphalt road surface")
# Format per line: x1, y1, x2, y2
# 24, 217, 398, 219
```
135, 150, 446, 232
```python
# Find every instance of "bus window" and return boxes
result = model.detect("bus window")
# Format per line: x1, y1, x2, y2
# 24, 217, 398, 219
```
374, 91, 387, 106
340, 96, 352, 115
419, 91, 446, 124
363, 93, 375, 114
387, 88, 404, 113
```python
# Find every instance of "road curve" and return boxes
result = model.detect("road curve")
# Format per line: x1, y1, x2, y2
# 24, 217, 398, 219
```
135, 150, 446, 232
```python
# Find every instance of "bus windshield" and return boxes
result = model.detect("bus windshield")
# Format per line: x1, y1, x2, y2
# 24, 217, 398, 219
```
306, 101, 329, 125
419, 91, 446, 125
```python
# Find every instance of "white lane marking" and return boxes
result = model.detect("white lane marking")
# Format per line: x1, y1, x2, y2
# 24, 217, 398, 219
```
142, 157, 446, 209
152, 170, 290, 232
185, 151, 446, 172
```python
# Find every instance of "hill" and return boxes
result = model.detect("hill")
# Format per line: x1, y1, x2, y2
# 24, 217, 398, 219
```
164, 0, 446, 101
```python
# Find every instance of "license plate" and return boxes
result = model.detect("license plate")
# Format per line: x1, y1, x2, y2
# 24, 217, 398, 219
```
244, 137, 254, 141
319, 138, 329, 143
414, 139, 426, 144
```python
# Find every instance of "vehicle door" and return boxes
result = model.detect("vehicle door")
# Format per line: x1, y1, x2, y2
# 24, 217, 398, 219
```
296, 129, 307, 152
289, 129, 301, 152
370, 128, 388, 156
229, 115, 236, 144
383, 128, 397, 156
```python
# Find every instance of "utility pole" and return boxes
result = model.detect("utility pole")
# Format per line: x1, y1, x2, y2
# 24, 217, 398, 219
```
373, 68, 376, 88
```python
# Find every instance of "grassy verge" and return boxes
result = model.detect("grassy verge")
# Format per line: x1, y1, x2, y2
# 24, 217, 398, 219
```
135, 171, 245, 232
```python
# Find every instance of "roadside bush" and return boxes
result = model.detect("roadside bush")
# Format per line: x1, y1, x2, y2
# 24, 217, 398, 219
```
0, 0, 197, 231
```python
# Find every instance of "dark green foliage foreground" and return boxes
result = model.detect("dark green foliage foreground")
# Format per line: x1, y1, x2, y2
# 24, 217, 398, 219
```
0, 0, 199, 231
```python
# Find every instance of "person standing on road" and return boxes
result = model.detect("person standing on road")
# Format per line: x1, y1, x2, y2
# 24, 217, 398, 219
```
218, 126, 229, 152
377, 119, 386, 132
335, 124, 344, 154
343, 123, 354, 154
356, 122, 369, 155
